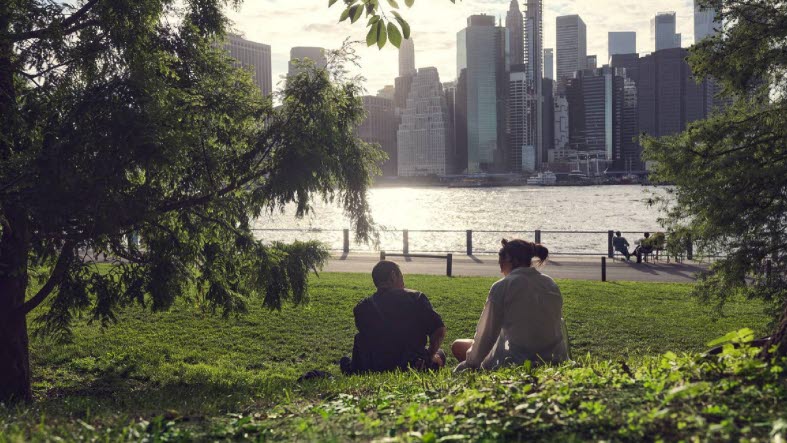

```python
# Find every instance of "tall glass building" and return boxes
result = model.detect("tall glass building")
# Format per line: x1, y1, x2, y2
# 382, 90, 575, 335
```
397, 68, 452, 176
651, 12, 681, 51
457, 15, 507, 173
556, 15, 587, 87
223, 34, 272, 96
694, 1, 718, 43
608, 32, 637, 57
288, 47, 327, 77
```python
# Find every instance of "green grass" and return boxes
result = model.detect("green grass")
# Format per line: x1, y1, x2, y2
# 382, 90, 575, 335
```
1, 273, 782, 442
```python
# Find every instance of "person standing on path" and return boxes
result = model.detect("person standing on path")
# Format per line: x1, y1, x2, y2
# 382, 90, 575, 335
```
452, 239, 568, 371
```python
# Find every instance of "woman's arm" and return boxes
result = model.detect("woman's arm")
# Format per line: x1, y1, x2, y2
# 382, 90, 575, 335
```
464, 283, 504, 369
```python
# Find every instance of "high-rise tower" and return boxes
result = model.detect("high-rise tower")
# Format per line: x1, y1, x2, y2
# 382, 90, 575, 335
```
399, 37, 416, 77
544, 48, 554, 80
694, 1, 719, 43
651, 12, 680, 51
608, 32, 636, 57
556, 15, 587, 86
224, 34, 272, 96
506, 0, 524, 66
524, 0, 544, 167
288, 47, 327, 77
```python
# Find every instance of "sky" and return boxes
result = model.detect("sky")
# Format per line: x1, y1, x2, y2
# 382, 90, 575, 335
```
226, 0, 697, 95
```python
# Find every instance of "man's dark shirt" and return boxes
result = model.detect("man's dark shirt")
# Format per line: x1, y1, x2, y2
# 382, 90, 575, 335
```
613, 236, 629, 251
351, 288, 444, 373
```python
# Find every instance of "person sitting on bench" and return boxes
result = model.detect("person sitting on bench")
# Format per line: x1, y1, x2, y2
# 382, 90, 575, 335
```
452, 239, 568, 371
340, 261, 446, 375
613, 231, 632, 261
633, 232, 654, 263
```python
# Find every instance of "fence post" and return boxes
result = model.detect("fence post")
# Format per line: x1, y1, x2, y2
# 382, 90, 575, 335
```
466, 230, 473, 256
403, 230, 409, 255
601, 256, 607, 282
607, 231, 614, 259
343, 229, 350, 254
535, 229, 541, 244
380, 251, 386, 261
447, 254, 453, 277
686, 235, 693, 261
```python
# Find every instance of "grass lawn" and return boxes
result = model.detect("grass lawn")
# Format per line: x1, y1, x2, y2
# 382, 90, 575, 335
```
2, 273, 784, 441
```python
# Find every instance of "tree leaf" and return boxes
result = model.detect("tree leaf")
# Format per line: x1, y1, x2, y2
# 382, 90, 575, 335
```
366, 21, 379, 46
329, 0, 339, 7
387, 22, 402, 48
393, 13, 410, 40
349, 4, 363, 23
387, 0, 399, 8
404, 0, 414, 7
339, 7, 351, 22
376, 19, 387, 49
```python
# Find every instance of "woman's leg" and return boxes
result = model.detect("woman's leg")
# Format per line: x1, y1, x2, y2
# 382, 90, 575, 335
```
451, 339, 474, 362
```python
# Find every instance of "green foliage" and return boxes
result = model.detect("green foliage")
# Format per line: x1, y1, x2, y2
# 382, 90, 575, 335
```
643, 0, 787, 336
0, 274, 779, 441
332, 0, 457, 49
1, 1, 382, 337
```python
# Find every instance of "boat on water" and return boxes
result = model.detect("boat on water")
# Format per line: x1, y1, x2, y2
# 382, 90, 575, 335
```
526, 171, 558, 186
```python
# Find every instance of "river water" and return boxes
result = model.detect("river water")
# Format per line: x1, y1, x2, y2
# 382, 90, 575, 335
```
252, 185, 668, 255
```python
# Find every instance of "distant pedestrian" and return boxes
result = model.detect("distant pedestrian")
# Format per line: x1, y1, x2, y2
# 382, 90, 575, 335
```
452, 239, 568, 372
612, 231, 631, 261
633, 232, 654, 263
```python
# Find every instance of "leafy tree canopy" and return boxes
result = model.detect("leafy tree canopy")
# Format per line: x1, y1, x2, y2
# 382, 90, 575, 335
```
0, 0, 383, 402
643, 0, 787, 355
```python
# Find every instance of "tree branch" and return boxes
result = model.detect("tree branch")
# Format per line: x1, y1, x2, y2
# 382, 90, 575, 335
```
20, 242, 76, 316
11, 0, 101, 42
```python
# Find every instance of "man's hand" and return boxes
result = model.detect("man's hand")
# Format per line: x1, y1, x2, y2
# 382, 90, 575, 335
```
431, 353, 445, 368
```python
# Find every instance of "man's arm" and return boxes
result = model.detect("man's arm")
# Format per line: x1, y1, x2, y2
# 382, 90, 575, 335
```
427, 326, 446, 357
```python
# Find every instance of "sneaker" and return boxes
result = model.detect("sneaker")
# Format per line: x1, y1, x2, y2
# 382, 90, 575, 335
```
339, 356, 353, 375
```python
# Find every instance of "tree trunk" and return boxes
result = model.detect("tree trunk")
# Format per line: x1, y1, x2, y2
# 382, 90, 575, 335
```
769, 304, 787, 359
0, 208, 32, 404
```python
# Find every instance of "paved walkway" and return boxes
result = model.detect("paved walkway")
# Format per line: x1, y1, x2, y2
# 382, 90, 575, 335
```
325, 253, 708, 283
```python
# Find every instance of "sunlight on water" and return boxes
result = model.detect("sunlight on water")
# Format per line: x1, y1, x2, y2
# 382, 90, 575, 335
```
253, 186, 668, 254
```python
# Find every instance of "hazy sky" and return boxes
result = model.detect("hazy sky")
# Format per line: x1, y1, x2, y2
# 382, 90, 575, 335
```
226, 0, 696, 94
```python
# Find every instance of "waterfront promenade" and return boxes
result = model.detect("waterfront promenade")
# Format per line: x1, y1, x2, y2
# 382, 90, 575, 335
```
325, 253, 708, 283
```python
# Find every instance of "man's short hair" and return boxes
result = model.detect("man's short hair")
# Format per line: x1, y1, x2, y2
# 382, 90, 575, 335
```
616, 231, 622, 236
372, 261, 401, 288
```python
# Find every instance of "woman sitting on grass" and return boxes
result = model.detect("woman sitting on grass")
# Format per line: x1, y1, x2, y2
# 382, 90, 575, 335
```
452, 239, 568, 371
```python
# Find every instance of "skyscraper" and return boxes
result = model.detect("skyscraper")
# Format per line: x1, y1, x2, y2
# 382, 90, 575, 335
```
544, 48, 554, 80
457, 15, 507, 173
556, 15, 587, 86
397, 67, 452, 176
523, 0, 544, 167
223, 34, 272, 96
566, 67, 625, 161
357, 96, 398, 177
608, 32, 637, 57
506, 0, 524, 66
399, 38, 416, 77
694, 1, 719, 43
509, 65, 539, 172
586, 55, 597, 70
288, 47, 328, 77
651, 12, 680, 51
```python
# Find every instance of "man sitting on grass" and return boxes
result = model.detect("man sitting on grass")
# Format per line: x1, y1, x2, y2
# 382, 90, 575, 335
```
340, 261, 447, 375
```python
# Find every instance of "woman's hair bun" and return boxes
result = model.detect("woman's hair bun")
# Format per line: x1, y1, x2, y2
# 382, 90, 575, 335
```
534, 244, 549, 262
501, 239, 509, 247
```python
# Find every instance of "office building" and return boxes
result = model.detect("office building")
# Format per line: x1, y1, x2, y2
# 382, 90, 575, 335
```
288, 47, 327, 77
399, 38, 416, 77
358, 96, 398, 176
553, 95, 569, 151
394, 74, 415, 112
541, 78, 555, 162
694, 1, 719, 43
556, 15, 587, 85
566, 67, 625, 162
586, 55, 597, 70
608, 32, 636, 58
509, 65, 539, 172
544, 48, 554, 80
506, 0, 525, 65
377, 85, 395, 100
397, 67, 452, 176
524, 0, 544, 167
651, 12, 681, 51
457, 15, 508, 173
638, 48, 713, 151
223, 34, 272, 96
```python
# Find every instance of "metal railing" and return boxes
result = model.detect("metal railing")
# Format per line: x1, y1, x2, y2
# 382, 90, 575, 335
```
250, 228, 694, 260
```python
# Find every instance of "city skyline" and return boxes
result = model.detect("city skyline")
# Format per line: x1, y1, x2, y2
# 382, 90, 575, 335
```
227, 0, 700, 94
